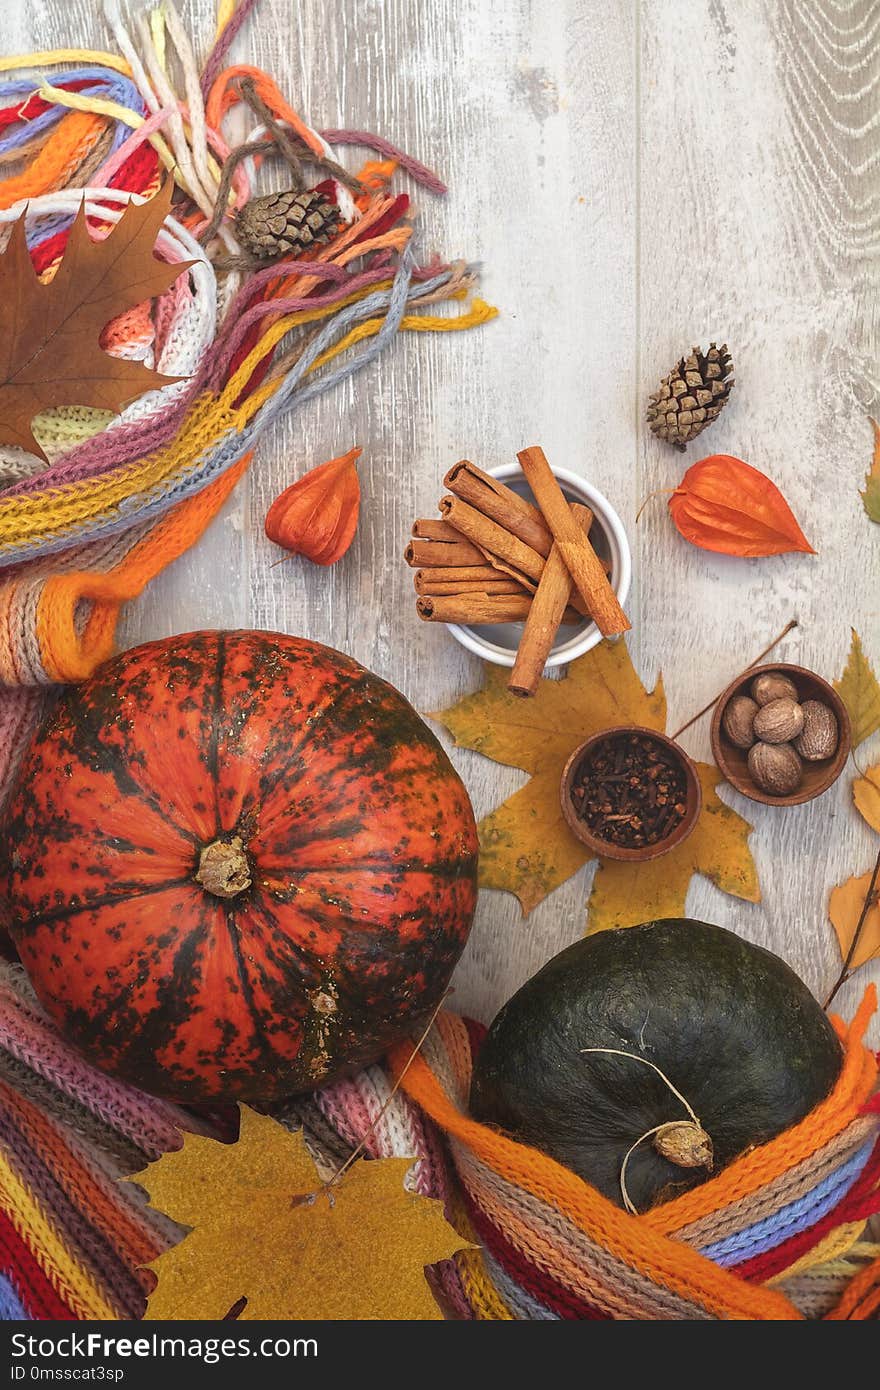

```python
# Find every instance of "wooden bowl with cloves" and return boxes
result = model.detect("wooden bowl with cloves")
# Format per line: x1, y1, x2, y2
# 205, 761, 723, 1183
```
561, 726, 702, 861
710, 663, 851, 807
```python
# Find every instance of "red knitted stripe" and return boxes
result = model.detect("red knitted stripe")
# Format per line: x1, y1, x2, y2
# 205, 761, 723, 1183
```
29, 144, 160, 277
461, 1187, 606, 1320
352, 192, 410, 244
310, 184, 411, 245
738, 1135, 880, 1284
30, 230, 68, 276
0, 1212, 75, 1320
108, 142, 160, 193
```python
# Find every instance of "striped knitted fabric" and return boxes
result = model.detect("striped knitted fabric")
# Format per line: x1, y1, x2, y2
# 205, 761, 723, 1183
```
0, 956, 878, 1321
0, 0, 495, 797
0, 963, 473, 1321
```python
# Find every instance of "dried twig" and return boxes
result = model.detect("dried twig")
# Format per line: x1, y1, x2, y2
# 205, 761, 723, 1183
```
321, 991, 449, 1194
823, 844, 880, 1010
671, 619, 798, 741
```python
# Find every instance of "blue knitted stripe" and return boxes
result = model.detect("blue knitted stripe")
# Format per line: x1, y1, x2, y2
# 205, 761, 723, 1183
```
0, 1273, 27, 1320
699, 1137, 875, 1267
482, 1250, 558, 1320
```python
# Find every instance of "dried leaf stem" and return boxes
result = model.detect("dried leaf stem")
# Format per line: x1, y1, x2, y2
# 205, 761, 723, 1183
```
635, 488, 675, 524
671, 619, 799, 740
823, 843, 880, 1010
222, 1295, 247, 1320
321, 991, 450, 1194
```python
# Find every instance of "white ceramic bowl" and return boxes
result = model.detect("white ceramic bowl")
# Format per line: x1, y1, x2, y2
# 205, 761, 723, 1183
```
447, 463, 632, 669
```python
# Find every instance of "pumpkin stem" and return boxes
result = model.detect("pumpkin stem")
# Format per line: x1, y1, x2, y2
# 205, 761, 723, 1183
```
581, 1046, 714, 1213
652, 1120, 714, 1170
196, 836, 252, 899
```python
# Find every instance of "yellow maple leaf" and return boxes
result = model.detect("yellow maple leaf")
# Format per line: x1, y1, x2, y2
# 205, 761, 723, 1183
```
829, 869, 880, 973
129, 1106, 467, 1320
853, 764, 880, 832
861, 417, 880, 523
432, 640, 759, 927
834, 629, 880, 750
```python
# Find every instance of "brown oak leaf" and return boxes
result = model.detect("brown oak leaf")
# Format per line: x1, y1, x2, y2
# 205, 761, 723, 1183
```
431, 639, 759, 929
0, 181, 191, 460
130, 1106, 467, 1320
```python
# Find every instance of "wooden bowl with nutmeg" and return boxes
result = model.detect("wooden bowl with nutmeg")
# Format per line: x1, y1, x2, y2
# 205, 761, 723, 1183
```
710, 664, 851, 807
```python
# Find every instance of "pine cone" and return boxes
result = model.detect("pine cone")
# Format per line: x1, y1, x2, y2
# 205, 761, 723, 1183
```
647, 343, 734, 450
235, 189, 339, 260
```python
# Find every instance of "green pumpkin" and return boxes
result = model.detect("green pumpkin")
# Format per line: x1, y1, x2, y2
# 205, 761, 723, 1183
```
469, 919, 842, 1211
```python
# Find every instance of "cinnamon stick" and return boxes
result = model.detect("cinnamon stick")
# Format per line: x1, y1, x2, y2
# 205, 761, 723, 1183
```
411, 518, 466, 542
438, 495, 591, 615
417, 594, 581, 625
404, 535, 485, 568
509, 504, 593, 698
415, 576, 523, 597
517, 446, 630, 637
476, 551, 539, 594
439, 495, 543, 580
414, 564, 515, 585
437, 498, 602, 622
444, 461, 554, 555
443, 460, 613, 575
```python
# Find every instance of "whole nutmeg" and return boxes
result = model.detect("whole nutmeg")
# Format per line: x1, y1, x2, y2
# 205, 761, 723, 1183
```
722, 695, 758, 749
748, 741, 803, 796
753, 697, 804, 744
751, 671, 798, 707
794, 700, 838, 761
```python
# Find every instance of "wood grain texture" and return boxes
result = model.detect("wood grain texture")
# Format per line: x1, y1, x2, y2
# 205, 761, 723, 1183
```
7, 0, 878, 1039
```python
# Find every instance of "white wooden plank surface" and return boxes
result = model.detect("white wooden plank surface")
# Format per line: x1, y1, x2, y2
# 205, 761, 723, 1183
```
7, 0, 879, 1041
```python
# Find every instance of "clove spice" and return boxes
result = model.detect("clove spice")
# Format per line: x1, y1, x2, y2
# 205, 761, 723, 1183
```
569, 732, 688, 849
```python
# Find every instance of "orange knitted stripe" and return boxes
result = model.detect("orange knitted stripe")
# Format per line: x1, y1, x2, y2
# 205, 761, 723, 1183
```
825, 1255, 880, 1320
205, 66, 324, 156
0, 111, 106, 209
855, 1282, 880, 1318
36, 453, 251, 683
646, 986, 878, 1235
392, 1044, 802, 1320
103, 301, 154, 354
